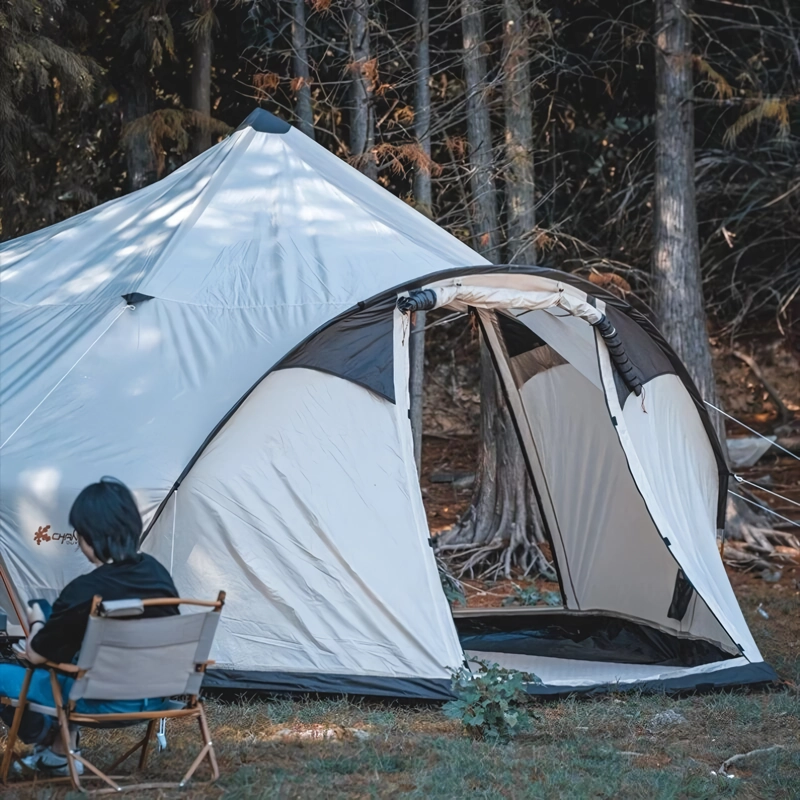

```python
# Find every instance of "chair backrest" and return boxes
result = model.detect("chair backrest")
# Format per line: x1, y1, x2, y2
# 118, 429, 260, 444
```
68, 597, 222, 703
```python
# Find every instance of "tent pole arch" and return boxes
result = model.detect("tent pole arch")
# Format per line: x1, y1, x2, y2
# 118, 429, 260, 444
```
139, 265, 587, 543
141, 264, 728, 549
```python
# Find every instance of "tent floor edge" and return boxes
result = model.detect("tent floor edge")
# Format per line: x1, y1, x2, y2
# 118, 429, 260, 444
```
201, 669, 457, 701
521, 660, 779, 697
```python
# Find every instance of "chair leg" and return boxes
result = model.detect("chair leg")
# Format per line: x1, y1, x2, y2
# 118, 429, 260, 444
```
198, 703, 219, 781
178, 705, 218, 787
179, 740, 212, 787
0, 668, 33, 783
49, 671, 82, 792
105, 723, 153, 773
69, 750, 122, 792
138, 719, 157, 771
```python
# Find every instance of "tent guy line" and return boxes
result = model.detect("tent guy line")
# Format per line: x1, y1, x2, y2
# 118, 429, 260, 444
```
705, 401, 800, 463
733, 476, 800, 511
727, 491, 800, 529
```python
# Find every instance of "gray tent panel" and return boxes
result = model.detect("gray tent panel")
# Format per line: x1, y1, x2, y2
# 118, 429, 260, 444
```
277, 298, 396, 402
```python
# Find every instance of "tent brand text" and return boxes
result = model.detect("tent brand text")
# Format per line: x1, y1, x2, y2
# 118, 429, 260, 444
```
34, 526, 78, 546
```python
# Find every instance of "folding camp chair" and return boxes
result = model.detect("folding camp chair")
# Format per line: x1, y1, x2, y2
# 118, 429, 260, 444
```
1, 592, 225, 794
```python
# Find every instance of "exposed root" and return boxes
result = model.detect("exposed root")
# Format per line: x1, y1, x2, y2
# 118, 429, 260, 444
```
436, 536, 556, 582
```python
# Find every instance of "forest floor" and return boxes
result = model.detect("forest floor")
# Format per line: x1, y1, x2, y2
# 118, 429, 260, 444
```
3, 566, 798, 800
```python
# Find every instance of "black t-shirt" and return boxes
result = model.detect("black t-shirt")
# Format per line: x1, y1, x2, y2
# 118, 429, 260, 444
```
31, 553, 179, 664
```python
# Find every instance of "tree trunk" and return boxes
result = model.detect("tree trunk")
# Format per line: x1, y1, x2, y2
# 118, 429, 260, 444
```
190, 0, 213, 156
439, 1, 552, 581
438, 339, 552, 580
291, 0, 315, 139
652, 0, 787, 560
348, 0, 376, 179
409, 0, 432, 473
121, 73, 158, 191
653, 0, 717, 410
460, 0, 500, 261
502, 0, 536, 264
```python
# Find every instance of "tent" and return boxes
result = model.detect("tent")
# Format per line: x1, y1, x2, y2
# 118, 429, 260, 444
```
0, 109, 776, 698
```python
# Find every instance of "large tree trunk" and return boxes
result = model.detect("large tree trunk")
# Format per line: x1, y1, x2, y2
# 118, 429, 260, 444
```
409, 0, 432, 473
439, 0, 551, 581
190, 0, 213, 156
348, 0, 376, 179
121, 73, 158, 191
437, 340, 552, 580
460, 0, 500, 261
653, 0, 717, 410
502, 0, 536, 265
291, 0, 315, 139
652, 0, 792, 561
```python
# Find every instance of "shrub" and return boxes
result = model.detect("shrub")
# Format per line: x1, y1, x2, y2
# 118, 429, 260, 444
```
437, 555, 466, 606
443, 659, 541, 743
502, 585, 561, 607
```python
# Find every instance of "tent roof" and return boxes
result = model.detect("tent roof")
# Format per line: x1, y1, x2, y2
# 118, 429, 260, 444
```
0, 109, 484, 311
0, 111, 486, 525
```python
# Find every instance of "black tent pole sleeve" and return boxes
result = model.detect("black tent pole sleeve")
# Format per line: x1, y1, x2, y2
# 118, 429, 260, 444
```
592, 315, 643, 397
397, 289, 438, 313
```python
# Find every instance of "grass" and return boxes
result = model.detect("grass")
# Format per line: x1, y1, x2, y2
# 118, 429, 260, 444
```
2, 575, 798, 799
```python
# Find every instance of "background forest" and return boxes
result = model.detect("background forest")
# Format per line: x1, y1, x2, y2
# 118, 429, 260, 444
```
2, 0, 798, 338
2, 0, 799, 577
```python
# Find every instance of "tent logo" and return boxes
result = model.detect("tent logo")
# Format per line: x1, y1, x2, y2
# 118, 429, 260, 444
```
34, 526, 51, 545
33, 526, 77, 546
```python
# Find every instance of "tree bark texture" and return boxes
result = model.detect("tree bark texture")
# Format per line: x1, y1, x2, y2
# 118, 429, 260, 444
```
651, 0, 790, 557
502, 0, 536, 265
652, 0, 717, 408
409, 0, 432, 474
438, 0, 550, 581
461, 0, 500, 261
121, 74, 158, 191
190, 0, 213, 156
291, 0, 315, 139
439, 337, 550, 580
348, 0, 376, 180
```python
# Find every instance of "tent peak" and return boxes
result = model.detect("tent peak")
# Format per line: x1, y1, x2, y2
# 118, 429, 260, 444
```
239, 108, 291, 135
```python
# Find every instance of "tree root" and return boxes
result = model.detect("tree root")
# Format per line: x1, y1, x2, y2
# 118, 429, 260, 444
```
436, 536, 557, 583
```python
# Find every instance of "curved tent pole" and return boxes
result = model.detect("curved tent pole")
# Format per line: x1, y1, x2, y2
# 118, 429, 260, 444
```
398, 284, 645, 397
140, 264, 725, 541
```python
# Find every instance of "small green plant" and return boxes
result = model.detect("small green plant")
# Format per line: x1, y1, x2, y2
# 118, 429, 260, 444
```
443, 659, 540, 743
502, 585, 562, 607
502, 585, 540, 606
437, 555, 466, 606
543, 590, 561, 606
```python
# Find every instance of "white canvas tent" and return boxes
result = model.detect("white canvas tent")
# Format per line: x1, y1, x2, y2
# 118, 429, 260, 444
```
0, 110, 775, 697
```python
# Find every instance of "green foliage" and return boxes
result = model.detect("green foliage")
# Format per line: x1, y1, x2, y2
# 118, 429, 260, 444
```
0, 0, 99, 186
437, 556, 466, 607
442, 659, 540, 744
502, 584, 561, 607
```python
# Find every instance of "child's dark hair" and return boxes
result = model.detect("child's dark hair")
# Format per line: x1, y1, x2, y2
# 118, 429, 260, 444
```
69, 477, 141, 563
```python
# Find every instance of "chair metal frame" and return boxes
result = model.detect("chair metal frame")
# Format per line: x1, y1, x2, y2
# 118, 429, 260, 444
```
1, 592, 225, 794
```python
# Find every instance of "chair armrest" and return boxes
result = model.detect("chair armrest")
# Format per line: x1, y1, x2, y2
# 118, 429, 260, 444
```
44, 660, 81, 676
